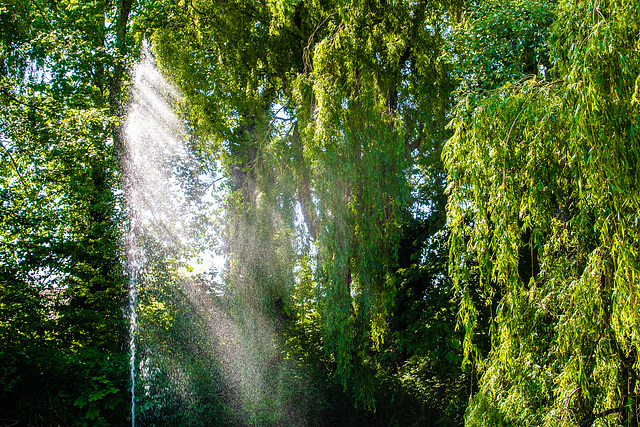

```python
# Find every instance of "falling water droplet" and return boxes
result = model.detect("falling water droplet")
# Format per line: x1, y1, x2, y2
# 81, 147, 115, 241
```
122, 43, 307, 426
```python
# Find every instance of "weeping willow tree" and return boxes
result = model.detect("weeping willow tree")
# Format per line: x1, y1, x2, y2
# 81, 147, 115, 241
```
143, 0, 459, 417
445, 0, 640, 425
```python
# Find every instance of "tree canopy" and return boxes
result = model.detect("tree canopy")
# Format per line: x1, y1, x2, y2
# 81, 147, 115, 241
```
446, 0, 640, 425
1, 0, 639, 425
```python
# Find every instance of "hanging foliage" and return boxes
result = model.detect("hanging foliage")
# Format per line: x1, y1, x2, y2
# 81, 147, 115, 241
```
445, 0, 640, 425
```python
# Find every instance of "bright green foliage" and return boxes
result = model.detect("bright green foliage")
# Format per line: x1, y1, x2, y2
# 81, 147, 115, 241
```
445, 0, 640, 425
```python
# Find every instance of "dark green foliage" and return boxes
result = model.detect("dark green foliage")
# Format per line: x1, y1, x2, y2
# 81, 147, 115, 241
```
450, 0, 556, 91
0, 268, 129, 426
0, 0, 135, 424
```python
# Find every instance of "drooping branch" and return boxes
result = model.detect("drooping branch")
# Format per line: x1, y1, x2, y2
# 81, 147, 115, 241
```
291, 121, 317, 241
579, 406, 628, 427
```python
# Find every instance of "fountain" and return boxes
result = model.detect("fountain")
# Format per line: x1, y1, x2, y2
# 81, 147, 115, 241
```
122, 48, 309, 426
123, 47, 220, 425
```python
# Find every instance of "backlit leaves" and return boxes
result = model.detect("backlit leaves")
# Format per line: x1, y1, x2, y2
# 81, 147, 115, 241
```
445, 0, 640, 424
